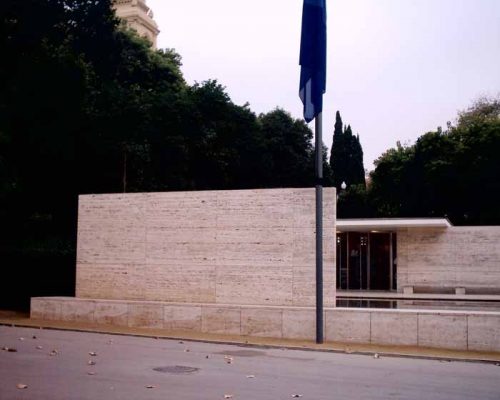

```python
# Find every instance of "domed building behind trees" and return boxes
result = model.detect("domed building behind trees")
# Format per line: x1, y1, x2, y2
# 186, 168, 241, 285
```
113, 0, 160, 48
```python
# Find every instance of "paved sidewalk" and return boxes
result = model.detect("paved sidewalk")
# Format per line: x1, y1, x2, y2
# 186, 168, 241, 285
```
1, 311, 499, 363
1, 324, 500, 400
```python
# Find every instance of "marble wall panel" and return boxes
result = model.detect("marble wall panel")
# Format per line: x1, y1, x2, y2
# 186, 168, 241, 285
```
201, 306, 241, 335
30, 299, 62, 321
398, 227, 500, 291
371, 312, 418, 346
145, 191, 218, 229
418, 313, 467, 350
164, 305, 202, 332
216, 265, 293, 306
76, 188, 336, 306
468, 314, 500, 352
282, 309, 316, 340
128, 303, 163, 328
94, 302, 128, 326
60, 300, 95, 323
241, 308, 283, 338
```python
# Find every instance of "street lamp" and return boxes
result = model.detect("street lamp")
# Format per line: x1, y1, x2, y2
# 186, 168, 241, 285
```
337, 181, 347, 200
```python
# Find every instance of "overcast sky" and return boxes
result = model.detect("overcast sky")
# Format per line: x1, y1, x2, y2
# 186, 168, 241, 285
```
148, 0, 500, 170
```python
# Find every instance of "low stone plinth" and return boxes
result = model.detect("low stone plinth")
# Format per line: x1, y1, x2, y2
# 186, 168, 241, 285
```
31, 297, 500, 352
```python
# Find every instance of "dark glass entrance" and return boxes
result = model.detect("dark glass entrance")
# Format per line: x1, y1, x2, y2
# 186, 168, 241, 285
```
336, 232, 397, 291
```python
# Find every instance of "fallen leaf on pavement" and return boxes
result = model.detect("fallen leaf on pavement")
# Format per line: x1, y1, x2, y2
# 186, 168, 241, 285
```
224, 356, 233, 364
32, 335, 37, 339
146, 385, 156, 389
87, 372, 96, 376
18, 337, 25, 341
49, 350, 59, 356
88, 360, 96, 365
36, 346, 43, 350
291, 395, 303, 398
374, 353, 380, 359
17, 384, 28, 389
246, 375, 255, 379
89, 352, 97, 356
2, 347, 18, 352
224, 395, 233, 399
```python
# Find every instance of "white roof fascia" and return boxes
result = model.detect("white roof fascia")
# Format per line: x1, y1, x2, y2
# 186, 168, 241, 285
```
336, 218, 452, 231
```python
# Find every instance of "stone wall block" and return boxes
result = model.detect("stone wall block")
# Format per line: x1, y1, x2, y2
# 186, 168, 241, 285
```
94, 302, 128, 326
325, 310, 370, 344
128, 303, 163, 328
216, 265, 293, 306
241, 308, 283, 338
398, 227, 500, 291
60, 300, 95, 323
371, 312, 418, 346
468, 315, 500, 352
282, 309, 316, 340
30, 299, 62, 321
164, 305, 202, 332
201, 307, 241, 335
417, 313, 467, 350
75, 188, 336, 306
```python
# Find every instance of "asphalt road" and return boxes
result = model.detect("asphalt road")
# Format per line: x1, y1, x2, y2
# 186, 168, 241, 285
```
1, 325, 499, 400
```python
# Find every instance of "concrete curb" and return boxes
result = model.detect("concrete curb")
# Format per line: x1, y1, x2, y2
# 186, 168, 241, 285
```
2, 318, 499, 365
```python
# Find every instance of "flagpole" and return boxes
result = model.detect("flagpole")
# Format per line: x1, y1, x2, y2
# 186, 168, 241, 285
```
298, 0, 326, 344
315, 112, 324, 344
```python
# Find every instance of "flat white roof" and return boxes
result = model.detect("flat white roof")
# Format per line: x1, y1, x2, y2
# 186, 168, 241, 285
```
337, 218, 452, 231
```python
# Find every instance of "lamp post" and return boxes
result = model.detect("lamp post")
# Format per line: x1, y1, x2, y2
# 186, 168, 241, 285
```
337, 181, 347, 200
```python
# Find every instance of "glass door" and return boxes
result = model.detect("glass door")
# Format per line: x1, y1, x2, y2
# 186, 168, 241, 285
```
337, 231, 397, 291
369, 233, 391, 291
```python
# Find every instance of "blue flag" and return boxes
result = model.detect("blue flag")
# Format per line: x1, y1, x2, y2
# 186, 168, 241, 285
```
299, 0, 327, 123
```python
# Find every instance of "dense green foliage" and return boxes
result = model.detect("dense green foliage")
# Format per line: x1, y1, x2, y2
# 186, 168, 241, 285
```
329, 111, 366, 190
329, 111, 367, 218
0, 0, 332, 308
369, 98, 500, 225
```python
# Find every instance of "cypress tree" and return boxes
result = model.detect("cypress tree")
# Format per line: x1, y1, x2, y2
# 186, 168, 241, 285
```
329, 111, 366, 190
330, 111, 346, 189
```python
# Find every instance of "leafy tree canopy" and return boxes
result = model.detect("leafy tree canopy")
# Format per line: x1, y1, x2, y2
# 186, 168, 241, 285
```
369, 97, 500, 225
0, 0, 333, 309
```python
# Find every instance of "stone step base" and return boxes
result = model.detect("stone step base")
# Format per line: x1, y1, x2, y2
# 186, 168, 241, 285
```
31, 297, 500, 352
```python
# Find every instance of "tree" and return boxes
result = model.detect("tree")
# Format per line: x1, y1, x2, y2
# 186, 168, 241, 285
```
0, 0, 335, 310
329, 111, 366, 190
368, 97, 500, 225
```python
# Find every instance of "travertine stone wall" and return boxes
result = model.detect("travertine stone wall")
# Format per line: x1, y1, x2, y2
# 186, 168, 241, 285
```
76, 188, 336, 307
397, 227, 500, 292
31, 297, 500, 352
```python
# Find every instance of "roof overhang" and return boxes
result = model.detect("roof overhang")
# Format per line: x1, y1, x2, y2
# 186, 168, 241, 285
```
337, 218, 452, 232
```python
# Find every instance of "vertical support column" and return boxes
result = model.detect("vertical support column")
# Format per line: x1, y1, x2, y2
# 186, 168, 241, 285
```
367, 233, 371, 290
390, 232, 394, 291
346, 232, 350, 290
